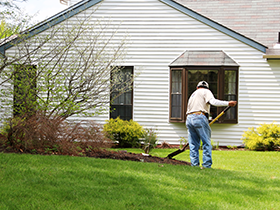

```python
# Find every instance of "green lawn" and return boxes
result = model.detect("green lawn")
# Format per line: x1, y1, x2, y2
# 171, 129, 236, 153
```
0, 149, 279, 210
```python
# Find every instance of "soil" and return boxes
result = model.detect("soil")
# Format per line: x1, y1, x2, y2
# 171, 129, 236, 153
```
0, 142, 245, 166
85, 149, 191, 166
0, 144, 191, 166
84, 146, 245, 166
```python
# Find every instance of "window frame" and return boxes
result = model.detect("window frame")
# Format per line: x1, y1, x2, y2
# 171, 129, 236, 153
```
110, 66, 134, 121
169, 66, 238, 124
169, 68, 186, 123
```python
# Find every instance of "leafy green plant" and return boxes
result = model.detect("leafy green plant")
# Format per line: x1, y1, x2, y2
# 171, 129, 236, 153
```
199, 139, 217, 150
227, 145, 237, 150
142, 128, 158, 154
213, 141, 219, 150
242, 122, 280, 151
103, 117, 144, 148
179, 137, 188, 149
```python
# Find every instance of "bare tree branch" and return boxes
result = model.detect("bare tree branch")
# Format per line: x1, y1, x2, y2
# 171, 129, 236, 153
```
0, 9, 133, 121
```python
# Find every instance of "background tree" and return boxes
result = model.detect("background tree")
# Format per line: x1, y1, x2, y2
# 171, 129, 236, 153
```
0, 0, 34, 38
0, 10, 132, 122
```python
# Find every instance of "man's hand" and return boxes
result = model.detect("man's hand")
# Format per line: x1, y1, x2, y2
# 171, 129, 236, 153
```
228, 101, 237, 107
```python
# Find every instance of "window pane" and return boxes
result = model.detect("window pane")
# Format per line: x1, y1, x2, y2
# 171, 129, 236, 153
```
111, 105, 132, 121
171, 70, 182, 119
225, 70, 236, 95
118, 93, 125, 105
224, 70, 237, 120
111, 105, 119, 119
188, 70, 218, 98
125, 91, 132, 105
111, 92, 119, 105
172, 70, 182, 93
124, 105, 132, 121
188, 70, 218, 118
171, 94, 181, 118
110, 67, 133, 120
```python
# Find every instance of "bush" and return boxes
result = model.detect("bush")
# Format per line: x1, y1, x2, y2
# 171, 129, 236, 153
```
242, 122, 280, 151
103, 117, 144, 148
142, 128, 158, 154
0, 113, 112, 155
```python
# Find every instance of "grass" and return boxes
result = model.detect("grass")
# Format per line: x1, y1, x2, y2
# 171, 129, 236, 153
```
0, 149, 279, 210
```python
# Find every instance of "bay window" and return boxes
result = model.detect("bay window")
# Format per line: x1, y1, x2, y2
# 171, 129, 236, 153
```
169, 66, 238, 123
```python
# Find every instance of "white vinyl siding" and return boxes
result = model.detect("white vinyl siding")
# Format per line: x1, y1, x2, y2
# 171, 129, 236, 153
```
6, 0, 280, 146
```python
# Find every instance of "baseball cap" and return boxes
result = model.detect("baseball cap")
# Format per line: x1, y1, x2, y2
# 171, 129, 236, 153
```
197, 81, 209, 89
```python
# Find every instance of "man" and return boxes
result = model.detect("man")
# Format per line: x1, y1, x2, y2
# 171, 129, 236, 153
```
186, 81, 237, 168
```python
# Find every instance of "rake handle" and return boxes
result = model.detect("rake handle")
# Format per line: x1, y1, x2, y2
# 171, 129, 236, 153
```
209, 106, 231, 126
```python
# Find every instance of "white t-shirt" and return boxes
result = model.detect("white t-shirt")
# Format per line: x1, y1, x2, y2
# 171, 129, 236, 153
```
187, 88, 213, 114
186, 88, 229, 114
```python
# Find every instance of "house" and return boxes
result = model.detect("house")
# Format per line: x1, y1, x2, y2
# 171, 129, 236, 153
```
1, 0, 280, 146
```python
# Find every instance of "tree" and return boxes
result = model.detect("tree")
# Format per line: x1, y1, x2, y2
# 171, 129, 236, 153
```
0, 0, 34, 45
0, 9, 132, 122
0, 20, 19, 39
0, 0, 29, 23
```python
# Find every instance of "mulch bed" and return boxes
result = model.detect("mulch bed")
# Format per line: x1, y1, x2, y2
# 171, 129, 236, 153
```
0, 143, 249, 166
0, 144, 191, 166
85, 149, 191, 166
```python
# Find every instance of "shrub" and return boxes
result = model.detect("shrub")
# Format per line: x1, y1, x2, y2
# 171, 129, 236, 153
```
199, 139, 218, 150
103, 117, 144, 148
142, 128, 158, 154
0, 113, 112, 155
179, 137, 188, 149
242, 122, 280, 151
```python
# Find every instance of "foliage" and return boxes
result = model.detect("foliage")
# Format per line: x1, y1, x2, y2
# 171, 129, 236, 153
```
227, 145, 237, 149
142, 128, 158, 154
179, 137, 188, 149
0, 0, 35, 40
199, 139, 218, 150
0, 112, 112, 155
0, 20, 20, 39
103, 117, 144, 148
0, 10, 131, 122
242, 122, 280, 151
179, 137, 218, 150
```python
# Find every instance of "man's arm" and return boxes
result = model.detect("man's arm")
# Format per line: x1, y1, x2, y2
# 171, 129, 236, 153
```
209, 98, 237, 107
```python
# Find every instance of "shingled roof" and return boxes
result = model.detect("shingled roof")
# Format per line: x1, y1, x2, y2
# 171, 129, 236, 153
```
174, 0, 280, 55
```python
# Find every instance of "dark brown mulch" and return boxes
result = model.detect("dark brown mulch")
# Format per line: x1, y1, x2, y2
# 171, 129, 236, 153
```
85, 149, 191, 166
0, 144, 191, 166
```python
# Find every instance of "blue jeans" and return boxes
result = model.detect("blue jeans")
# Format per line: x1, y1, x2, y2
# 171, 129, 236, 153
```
186, 113, 212, 168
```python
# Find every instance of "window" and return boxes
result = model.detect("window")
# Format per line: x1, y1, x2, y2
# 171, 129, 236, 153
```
110, 66, 133, 120
13, 65, 37, 117
169, 66, 238, 123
